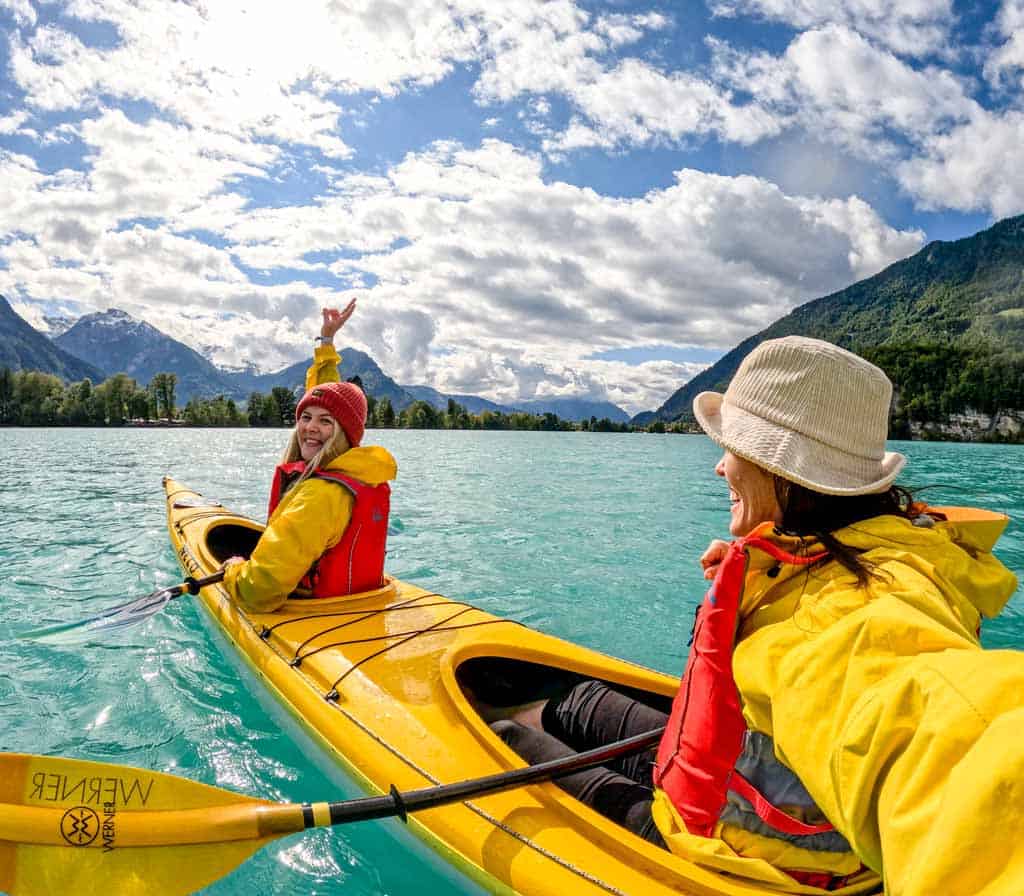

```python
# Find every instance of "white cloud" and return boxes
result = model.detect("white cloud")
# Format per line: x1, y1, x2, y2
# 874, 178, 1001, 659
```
0, 110, 277, 255
8, 0, 488, 160
0, 0, 36, 27
8, 298, 50, 330
3, 134, 921, 411
897, 111, 1024, 218
443, 353, 708, 415
985, 0, 1024, 87
708, 0, 954, 58
213, 141, 921, 411
469, 0, 604, 102
711, 26, 975, 159
710, 25, 1024, 217
0, 110, 29, 135
469, 4, 782, 151
594, 11, 671, 47
546, 58, 784, 152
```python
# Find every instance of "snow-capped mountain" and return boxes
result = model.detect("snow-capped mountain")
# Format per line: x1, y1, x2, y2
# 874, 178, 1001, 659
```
55, 309, 240, 402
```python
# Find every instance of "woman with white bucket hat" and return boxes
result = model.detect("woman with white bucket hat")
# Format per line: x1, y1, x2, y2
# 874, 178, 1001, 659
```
494, 336, 1020, 895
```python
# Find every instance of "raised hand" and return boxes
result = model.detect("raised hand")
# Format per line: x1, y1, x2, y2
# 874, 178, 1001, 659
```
321, 299, 357, 341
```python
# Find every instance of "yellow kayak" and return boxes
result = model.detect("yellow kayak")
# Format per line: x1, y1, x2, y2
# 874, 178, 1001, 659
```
163, 476, 794, 896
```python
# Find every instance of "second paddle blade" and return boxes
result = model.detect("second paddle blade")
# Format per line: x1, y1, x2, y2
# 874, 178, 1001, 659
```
0, 752, 278, 896
20, 586, 179, 645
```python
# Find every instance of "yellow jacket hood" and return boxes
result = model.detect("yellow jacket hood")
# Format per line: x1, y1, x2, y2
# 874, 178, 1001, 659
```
323, 445, 397, 487
835, 511, 1017, 619
738, 511, 1017, 623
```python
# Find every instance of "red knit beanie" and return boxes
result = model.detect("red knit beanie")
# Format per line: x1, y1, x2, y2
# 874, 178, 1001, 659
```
295, 382, 367, 447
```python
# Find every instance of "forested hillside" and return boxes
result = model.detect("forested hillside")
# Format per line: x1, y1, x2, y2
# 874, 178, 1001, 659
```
651, 214, 1024, 436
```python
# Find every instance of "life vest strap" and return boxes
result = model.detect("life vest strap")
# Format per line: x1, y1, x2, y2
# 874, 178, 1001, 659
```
744, 534, 826, 567
728, 771, 835, 836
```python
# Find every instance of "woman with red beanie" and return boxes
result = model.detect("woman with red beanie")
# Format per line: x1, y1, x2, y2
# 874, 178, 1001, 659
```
222, 300, 398, 612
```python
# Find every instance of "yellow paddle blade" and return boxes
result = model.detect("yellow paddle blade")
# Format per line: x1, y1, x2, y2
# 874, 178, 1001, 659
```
0, 753, 301, 896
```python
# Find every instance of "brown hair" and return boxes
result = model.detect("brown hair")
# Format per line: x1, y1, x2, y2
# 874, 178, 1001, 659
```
773, 479, 916, 585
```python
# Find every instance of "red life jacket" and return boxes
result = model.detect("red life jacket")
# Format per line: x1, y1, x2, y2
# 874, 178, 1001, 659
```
267, 461, 390, 597
654, 533, 863, 889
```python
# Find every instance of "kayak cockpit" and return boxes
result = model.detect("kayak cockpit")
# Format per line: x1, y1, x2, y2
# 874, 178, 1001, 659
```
205, 522, 262, 563
456, 655, 672, 723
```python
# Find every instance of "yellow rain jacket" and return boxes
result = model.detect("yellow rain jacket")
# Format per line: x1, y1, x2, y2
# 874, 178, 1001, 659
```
653, 510, 1021, 895
222, 344, 398, 613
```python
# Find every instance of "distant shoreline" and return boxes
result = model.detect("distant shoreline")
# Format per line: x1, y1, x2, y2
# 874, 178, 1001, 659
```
2, 422, 1023, 444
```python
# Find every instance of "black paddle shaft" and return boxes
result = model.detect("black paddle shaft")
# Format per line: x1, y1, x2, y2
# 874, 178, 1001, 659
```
180, 570, 227, 596
324, 725, 666, 825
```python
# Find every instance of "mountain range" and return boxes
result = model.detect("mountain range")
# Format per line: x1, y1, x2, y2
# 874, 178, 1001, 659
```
639, 212, 1024, 424
0, 296, 102, 383
0, 300, 630, 423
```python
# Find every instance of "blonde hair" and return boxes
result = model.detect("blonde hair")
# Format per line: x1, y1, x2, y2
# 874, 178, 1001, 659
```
280, 414, 351, 491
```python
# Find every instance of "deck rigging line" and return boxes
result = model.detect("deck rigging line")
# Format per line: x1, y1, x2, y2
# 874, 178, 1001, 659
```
323, 608, 524, 699
260, 590, 442, 638
293, 616, 524, 667
285, 599, 479, 657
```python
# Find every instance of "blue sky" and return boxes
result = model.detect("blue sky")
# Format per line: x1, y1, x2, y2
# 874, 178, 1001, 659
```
0, 0, 1020, 414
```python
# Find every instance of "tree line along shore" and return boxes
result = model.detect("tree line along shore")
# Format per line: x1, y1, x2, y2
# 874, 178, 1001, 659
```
0, 367, 639, 433
3, 340, 1024, 440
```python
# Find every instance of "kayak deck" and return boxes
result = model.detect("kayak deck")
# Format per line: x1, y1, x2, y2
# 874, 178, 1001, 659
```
164, 477, 795, 896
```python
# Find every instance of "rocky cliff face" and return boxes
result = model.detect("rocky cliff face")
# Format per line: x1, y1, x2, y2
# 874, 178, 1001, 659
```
909, 409, 1024, 442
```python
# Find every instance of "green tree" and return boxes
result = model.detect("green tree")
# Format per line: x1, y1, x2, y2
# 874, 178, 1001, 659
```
262, 392, 282, 427
149, 373, 178, 420
479, 410, 507, 430
59, 378, 93, 425
509, 411, 538, 430
400, 400, 441, 429
246, 392, 267, 426
14, 371, 65, 424
225, 397, 246, 426
97, 373, 137, 425
374, 397, 395, 428
183, 397, 205, 425
128, 388, 153, 422
0, 367, 13, 424
444, 398, 473, 429
271, 386, 296, 424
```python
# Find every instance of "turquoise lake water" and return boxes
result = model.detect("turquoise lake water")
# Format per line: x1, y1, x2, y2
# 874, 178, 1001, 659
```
1, 428, 1022, 894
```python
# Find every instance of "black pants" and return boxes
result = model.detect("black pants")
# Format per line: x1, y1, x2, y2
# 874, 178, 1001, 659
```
491, 680, 668, 847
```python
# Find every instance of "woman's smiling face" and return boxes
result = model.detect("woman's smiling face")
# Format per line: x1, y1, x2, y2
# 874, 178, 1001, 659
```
716, 450, 783, 536
297, 405, 336, 461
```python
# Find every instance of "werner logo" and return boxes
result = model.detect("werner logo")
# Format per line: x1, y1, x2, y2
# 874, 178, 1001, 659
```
60, 806, 99, 846
101, 801, 116, 852
31, 771, 154, 808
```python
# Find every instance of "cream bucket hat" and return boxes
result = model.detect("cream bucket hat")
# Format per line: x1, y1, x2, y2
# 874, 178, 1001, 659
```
693, 336, 906, 496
